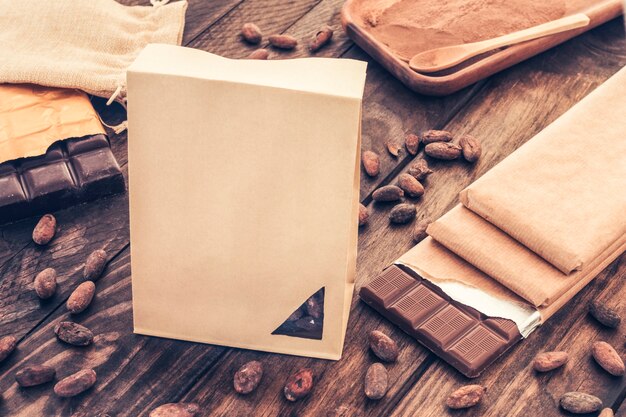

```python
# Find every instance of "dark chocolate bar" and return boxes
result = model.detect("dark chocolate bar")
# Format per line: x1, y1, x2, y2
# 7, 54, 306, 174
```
0, 134, 125, 224
360, 265, 522, 377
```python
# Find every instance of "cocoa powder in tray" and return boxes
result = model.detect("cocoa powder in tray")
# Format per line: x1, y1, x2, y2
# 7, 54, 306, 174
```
358, 0, 595, 62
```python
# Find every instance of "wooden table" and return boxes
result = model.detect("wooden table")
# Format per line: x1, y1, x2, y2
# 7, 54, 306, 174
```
1, 1, 625, 416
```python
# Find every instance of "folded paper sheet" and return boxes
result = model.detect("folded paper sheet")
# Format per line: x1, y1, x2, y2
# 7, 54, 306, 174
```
459, 65, 626, 274
0, 84, 105, 164
127, 44, 367, 360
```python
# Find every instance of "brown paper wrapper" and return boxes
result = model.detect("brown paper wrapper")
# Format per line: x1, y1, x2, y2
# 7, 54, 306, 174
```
0, 83, 105, 163
459, 66, 626, 274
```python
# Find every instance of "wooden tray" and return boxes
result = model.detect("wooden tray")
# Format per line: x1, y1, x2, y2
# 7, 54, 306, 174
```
341, 0, 623, 96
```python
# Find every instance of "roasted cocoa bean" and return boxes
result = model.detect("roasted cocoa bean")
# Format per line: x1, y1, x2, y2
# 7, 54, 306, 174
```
84, 249, 107, 280
364, 363, 388, 400
54, 322, 94, 346
0, 335, 17, 362
407, 159, 433, 180
233, 360, 263, 395
389, 204, 416, 224
67, 281, 96, 314
404, 133, 419, 156
15, 365, 56, 387
294, 316, 319, 331
599, 408, 614, 417
247, 48, 269, 60
413, 219, 430, 243
34, 268, 57, 300
372, 185, 403, 202
589, 300, 621, 328
421, 130, 453, 145
309, 26, 333, 52
560, 392, 602, 414
397, 174, 424, 198
53, 369, 96, 397
284, 368, 314, 401
592, 341, 625, 376
268, 34, 298, 50
362, 151, 380, 177
533, 351, 568, 372
241, 23, 262, 44
424, 142, 462, 160
287, 307, 304, 322
446, 385, 485, 409
386, 140, 402, 157
358, 204, 369, 226
459, 134, 482, 162
32, 214, 56, 245
368, 330, 399, 362
150, 403, 200, 417
306, 294, 323, 319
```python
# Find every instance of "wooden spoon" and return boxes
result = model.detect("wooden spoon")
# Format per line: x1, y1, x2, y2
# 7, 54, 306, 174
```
409, 13, 590, 73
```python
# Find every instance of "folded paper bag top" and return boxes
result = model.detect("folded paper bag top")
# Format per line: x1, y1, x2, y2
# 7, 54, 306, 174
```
127, 44, 367, 360
459, 64, 626, 274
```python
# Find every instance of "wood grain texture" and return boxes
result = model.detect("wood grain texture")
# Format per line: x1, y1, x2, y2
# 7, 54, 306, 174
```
0, 2, 624, 416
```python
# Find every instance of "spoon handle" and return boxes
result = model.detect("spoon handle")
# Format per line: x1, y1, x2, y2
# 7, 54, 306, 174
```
472, 13, 590, 56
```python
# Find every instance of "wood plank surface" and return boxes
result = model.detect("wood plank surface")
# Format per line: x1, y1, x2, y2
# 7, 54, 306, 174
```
0, 1, 624, 416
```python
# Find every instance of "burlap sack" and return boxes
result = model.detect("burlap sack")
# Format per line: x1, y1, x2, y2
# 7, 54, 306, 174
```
0, 0, 187, 107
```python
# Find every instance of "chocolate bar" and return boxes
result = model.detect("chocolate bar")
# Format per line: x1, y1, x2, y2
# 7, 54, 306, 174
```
0, 134, 124, 224
360, 265, 522, 377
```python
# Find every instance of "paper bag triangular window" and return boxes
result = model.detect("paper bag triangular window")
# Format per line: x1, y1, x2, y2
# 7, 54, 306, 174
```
272, 288, 324, 340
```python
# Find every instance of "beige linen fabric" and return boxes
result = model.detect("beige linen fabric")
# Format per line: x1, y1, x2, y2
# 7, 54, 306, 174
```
428, 205, 626, 308
459, 65, 626, 274
0, 0, 187, 104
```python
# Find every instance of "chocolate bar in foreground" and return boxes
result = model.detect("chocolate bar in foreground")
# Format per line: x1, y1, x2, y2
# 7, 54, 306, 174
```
360, 265, 522, 377
0, 134, 124, 223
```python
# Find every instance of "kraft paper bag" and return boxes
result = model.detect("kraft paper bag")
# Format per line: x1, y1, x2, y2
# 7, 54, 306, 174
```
0, 84, 105, 164
459, 65, 626, 274
126, 44, 367, 360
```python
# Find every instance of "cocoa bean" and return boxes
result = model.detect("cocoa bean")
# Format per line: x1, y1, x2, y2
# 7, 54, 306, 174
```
407, 159, 433, 180
389, 204, 416, 224
404, 133, 419, 156
15, 365, 56, 387
446, 385, 485, 409
362, 151, 380, 177
32, 214, 56, 245
84, 249, 107, 280
247, 49, 269, 60
34, 268, 57, 300
287, 308, 304, 322
533, 351, 568, 372
67, 281, 96, 314
358, 204, 369, 226
421, 130, 453, 145
150, 403, 200, 417
560, 392, 602, 414
284, 368, 314, 401
599, 408, 614, 417
592, 341, 625, 376
413, 219, 430, 243
368, 330, 399, 362
309, 26, 333, 52
364, 363, 388, 400
397, 174, 424, 198
459, 134, 482, 162
53, 369, 96, 397
294, 316, 318, 331
241, 23, 262, 44
424, 142, 462, 160
305, 294, 323, 319
386, 140, 402, 157
372, 185, 403, 202
589, 300, 621, 328
0, 335, 17, 362
233, 360, 263, 395
54, 322, 94, 346
268, 34, 298, 50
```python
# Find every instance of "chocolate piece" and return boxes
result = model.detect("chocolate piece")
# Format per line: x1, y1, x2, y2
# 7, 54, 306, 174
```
360, 265, 522, 377
0, 135, 124, 224
272, 288, 324, 340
